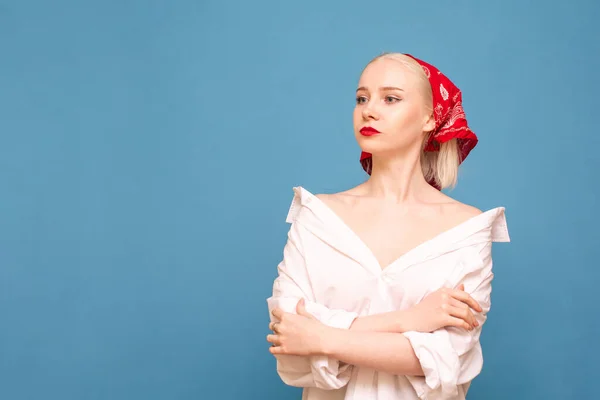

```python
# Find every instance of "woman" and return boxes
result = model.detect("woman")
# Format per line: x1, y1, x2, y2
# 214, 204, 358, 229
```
266, 52, 510, 400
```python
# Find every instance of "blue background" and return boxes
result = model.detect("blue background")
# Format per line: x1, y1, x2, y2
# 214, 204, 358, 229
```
1, 0, 598, 399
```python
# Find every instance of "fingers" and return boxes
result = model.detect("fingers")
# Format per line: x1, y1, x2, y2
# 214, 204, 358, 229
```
448, 301, 479, 329
295, 298, 319, 320
271, 308, 284, 320
296, 298, 308, 316
445, 315, 473, 331
266, 334, 281, 346
267, 333, 285, 355
273, 300, 314, 321
449, 288, 482, 312
269, 322, 281, 333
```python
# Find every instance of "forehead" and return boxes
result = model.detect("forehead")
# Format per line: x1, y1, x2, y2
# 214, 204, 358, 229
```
358, 58, 420, 90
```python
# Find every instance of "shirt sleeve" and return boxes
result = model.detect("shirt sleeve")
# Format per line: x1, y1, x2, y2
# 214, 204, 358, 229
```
266, 220, 358, 390
401, 241, 496, 399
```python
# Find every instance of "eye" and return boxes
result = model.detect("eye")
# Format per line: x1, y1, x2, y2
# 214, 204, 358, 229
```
384, 96, 401, 104
355, 96, 368, 105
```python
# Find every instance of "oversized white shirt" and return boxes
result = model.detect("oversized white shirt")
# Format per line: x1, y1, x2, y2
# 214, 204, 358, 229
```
267, 186, 510, 400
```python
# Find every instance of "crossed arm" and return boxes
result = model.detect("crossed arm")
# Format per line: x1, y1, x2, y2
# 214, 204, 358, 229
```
268, 284, 481, 377
265, 224, 491, 396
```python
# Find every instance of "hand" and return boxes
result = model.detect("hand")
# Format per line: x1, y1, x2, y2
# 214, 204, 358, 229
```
267, 299, 332, 356
402, 284, 482, 333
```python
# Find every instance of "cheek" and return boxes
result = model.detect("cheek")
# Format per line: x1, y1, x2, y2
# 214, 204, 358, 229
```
387, 106, 423, 133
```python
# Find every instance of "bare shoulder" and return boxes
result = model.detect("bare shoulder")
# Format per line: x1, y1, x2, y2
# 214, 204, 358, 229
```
314, 190, 355, 208
426, 187, 479, 219
452, 200, 482, 216
313, 187, 364, 212
442, 198, 483, 225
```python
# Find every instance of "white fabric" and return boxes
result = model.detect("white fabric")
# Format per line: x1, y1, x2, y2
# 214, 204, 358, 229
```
267, 186, 510, 400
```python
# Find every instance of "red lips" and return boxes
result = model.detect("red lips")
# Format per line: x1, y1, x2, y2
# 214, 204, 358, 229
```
359, 126, 381, 136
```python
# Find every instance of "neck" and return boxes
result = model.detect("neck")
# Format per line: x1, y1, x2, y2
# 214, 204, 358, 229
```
364, 151, 433, 203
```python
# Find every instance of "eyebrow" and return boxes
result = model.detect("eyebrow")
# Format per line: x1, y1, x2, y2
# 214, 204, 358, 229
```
356, 86, 404, 93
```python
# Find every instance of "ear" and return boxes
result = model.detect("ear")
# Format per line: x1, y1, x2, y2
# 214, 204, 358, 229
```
423, 112, 436, 133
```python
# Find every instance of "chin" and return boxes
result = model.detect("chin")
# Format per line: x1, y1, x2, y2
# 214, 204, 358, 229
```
355, 134, 381, 145
356, 136, 386, 153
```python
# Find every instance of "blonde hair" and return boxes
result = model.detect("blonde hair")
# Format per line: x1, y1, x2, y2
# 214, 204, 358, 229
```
364, 52, 460, 190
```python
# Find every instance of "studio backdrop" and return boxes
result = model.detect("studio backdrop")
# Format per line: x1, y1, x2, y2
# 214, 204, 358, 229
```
1, 1, 598, 399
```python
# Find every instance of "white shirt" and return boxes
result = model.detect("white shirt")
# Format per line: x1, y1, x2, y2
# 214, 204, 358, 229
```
267, 186, 510, 400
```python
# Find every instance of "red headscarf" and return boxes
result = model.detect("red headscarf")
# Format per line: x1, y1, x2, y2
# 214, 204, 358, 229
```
359, 53, 478, 187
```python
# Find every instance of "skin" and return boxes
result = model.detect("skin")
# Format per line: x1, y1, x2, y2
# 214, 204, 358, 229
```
267, 57, 484, 377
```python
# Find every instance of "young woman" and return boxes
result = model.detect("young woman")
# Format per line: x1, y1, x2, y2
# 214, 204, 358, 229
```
266, 52, 510, 400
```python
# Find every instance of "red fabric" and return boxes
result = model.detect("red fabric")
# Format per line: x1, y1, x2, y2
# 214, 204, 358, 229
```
359, 54, 478, 186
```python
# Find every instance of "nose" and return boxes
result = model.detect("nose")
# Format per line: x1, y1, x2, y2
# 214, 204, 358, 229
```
361, 101, 379, 121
